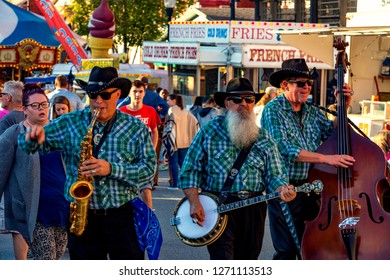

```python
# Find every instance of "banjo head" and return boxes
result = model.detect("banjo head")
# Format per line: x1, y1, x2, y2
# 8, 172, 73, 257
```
172, 192, 228, 247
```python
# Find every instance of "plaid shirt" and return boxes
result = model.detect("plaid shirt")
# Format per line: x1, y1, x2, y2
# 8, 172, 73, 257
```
261, 94, 334, 181
179, 115, 288, 193
18, 108, 156, 209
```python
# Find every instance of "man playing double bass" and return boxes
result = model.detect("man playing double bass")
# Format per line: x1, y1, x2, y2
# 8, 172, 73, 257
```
261, 58, 354, 260
179, 77, 296, 260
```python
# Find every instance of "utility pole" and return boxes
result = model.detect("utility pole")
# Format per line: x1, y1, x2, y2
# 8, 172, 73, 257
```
310, 0, 318, 23
230, 0, 235, 20
254, 0, 261, 21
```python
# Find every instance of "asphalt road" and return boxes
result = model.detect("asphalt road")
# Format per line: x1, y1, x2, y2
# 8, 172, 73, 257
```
0, 169, 274, 260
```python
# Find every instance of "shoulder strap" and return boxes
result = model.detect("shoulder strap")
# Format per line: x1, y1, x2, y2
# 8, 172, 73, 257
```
218, 143, 254, 204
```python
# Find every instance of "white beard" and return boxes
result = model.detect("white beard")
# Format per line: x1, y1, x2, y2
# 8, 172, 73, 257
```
226, 109, 259, 149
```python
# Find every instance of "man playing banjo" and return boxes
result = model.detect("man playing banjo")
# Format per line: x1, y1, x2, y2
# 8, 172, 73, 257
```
179, 78, 297, 259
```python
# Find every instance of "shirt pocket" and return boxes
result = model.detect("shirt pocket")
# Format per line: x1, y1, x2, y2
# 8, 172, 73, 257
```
210, 148, 231, 175
242, 156, 265, 187
286, 128, 301, 140
111, 151, 134, 163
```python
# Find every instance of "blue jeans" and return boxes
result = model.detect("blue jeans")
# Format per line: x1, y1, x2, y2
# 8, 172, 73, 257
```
168, 148, 188, 187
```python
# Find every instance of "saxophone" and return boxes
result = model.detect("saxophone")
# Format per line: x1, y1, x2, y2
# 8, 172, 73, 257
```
69, 108, 100, 236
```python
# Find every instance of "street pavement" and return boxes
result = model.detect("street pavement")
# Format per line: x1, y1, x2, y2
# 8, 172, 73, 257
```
0, 169, 274, 260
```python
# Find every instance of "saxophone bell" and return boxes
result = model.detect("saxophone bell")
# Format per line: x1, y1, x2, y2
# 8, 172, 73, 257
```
69, 180, 93, 200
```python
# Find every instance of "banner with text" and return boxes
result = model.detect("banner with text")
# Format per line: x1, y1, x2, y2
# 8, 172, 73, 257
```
34, 0, 87, 71
143, 42, 199, 65
230, 21, 329, 44
242, 44, 333, 69
169, 22, 230, 44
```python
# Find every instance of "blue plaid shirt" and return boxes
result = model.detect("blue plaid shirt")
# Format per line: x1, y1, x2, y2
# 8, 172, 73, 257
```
18, 108, 156, 209
261, 94, 334, 181
179, 115, 289, 193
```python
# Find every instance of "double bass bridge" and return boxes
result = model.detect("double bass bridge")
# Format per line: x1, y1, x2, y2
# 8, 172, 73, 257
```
338, 217, 360, 229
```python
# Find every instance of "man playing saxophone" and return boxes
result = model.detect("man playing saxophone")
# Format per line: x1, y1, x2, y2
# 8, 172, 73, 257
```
18, 66, 157, 260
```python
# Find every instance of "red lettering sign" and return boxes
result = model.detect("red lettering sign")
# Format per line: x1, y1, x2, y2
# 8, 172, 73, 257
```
34, 0, 87, 71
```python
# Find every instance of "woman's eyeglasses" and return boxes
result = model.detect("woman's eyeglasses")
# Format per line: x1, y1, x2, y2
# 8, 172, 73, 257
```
87, 89, 117, 100
288, 80, 314, 87
25, 101, 50, 110
226, 96, 256, 104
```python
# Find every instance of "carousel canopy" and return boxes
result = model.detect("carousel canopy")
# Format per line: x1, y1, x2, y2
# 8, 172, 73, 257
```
0, 0, 59, 46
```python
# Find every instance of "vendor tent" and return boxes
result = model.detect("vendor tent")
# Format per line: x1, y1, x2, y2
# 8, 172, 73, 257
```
0, 0, 59, 46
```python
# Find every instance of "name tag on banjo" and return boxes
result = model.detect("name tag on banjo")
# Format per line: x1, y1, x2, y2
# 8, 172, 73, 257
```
170, 180, 323, 247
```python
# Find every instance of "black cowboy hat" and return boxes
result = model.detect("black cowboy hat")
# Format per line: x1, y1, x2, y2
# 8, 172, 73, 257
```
75, 66, 131, 99
269, 58, 318, 88
214, 78, 261, 108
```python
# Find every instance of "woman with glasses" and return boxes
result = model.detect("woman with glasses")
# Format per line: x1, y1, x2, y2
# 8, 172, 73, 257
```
261, 59, 354, 260
0, 83, 69, 260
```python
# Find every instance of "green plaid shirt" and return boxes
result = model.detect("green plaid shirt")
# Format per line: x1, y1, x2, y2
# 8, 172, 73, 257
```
261, 94, 334, 181
179, 115, 289, 193
18, 108, 156, 209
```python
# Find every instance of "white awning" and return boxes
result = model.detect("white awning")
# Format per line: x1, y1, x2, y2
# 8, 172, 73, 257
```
273, 25, 390, 65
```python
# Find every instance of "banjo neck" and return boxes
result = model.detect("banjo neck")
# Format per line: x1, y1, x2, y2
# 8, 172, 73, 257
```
217, 180, 323, 214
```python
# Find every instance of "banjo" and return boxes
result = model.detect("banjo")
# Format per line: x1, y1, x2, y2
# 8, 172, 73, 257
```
170, 180, 323, 247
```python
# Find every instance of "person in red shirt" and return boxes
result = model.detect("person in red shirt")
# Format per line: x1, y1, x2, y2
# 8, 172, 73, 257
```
119, 79, 161, 208
120, 79, 161, 148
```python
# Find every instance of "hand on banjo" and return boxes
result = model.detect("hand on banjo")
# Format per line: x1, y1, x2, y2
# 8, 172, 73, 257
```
279, 185, 297, 202
190, 200, 205, 227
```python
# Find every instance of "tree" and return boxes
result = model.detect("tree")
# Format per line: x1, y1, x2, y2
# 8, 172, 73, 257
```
67, 0, 195, 53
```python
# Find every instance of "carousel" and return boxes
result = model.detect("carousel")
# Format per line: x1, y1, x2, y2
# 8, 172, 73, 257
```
0, 0, 61, 85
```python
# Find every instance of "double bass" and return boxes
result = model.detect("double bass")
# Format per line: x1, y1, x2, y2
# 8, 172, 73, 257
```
302, 38, 390, 260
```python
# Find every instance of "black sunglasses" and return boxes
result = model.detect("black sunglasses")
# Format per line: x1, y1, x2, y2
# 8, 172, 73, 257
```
288, 80, 314, 87
87, 89, 118, 100
226, 96, 256, 104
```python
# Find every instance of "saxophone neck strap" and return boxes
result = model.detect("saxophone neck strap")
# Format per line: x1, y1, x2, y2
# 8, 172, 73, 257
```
92, 111, 117, 158
218, 143, 254, 204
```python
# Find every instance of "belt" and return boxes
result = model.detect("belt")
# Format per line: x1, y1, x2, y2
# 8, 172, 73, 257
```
89, 202, 130, 216
229, 191, 263, 199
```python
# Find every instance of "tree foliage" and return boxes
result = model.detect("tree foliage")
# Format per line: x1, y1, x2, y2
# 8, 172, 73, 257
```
66, 0, 195, 52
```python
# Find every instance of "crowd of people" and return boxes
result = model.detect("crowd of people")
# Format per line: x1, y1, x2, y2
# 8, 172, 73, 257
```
0, 58, 389, 260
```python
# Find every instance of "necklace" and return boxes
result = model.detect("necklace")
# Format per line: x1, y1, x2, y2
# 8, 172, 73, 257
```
91, 111, 117, 157
93, 132, 102, 145
292, 110, 303, 129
